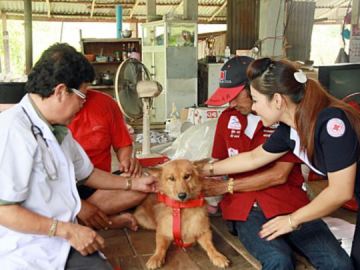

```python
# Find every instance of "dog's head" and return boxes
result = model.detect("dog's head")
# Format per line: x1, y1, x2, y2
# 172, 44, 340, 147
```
147, 159, 208, 202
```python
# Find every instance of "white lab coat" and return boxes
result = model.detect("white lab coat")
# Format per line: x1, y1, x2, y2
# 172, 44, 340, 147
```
0, 95, 94, 270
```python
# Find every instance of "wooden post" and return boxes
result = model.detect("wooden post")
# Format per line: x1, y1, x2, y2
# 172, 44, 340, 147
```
24, 0, 33, 74
352, 0, 360, 25
184, 0, 198, 21
227, 0, 259, 51
146, 0, 156, 22
1, 11, 10, 73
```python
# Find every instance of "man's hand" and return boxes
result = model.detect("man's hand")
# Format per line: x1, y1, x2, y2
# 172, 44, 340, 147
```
203, 178, 228, 196
119, 158, 142, 177
59, 222, 105, 256
131, 175, 157, 193
77, 200, 111, 230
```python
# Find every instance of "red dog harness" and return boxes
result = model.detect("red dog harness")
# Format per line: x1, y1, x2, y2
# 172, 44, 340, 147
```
157, 193, 205, 248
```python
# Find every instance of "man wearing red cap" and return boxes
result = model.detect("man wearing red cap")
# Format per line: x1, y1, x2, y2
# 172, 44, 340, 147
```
204, 56, 351, 269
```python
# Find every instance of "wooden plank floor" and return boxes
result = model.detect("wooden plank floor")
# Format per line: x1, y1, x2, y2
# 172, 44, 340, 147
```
100, 207, 357, 270
100, 217, 256, 270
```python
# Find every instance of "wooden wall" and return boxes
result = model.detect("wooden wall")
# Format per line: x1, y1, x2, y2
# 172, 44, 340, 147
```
227, 0, 260, 53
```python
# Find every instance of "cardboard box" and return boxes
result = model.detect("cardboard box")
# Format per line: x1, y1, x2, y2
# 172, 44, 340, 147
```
187, 107, 225, 125
180, 108, 189, 123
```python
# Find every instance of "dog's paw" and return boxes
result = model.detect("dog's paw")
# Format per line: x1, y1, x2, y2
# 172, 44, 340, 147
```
210, 252, 230, 268
146, 254, 165, 270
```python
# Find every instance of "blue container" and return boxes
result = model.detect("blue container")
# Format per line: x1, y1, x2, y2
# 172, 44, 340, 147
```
116, 5, 123, 38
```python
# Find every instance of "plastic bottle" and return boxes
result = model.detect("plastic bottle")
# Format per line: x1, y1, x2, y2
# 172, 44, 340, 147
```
224, 45, 231, 62
166, 102, 181, 138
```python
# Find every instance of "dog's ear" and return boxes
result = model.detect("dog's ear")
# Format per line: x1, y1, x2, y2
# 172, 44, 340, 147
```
193, 158, 211, 171
144, 167, 163, 178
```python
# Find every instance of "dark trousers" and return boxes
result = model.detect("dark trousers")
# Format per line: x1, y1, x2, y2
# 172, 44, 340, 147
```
234, 208, 354, 270
65, 248, 112, 270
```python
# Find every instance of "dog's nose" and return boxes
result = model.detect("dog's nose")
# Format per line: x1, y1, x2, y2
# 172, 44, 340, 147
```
178, 192, 187, 201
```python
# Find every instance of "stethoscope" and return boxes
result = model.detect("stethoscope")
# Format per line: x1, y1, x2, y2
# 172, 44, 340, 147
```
22, 107, 58, 180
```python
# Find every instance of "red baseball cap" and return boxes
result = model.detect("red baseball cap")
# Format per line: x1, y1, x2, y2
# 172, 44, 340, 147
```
206, 56, 254, 106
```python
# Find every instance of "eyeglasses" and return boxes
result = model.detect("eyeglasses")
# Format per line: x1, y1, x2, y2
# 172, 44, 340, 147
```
69, 88, 86, 101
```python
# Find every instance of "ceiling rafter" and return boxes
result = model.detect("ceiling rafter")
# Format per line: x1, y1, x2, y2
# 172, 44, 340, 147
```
208, 0, 226, 22
0, 0, 228, 23
129, 0, 141, 19
90, 0, 96, 17
168, 0, 183, 14
45, 0, 51, 17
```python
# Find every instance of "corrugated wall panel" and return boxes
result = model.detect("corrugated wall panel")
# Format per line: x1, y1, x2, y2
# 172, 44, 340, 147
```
227, 0, 259, 51
286, 1, 315, 61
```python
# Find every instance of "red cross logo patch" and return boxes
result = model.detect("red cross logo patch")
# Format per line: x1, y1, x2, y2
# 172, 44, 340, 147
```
326, 118, 345, 137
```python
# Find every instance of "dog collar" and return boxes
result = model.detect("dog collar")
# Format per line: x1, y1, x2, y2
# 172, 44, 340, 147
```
157, 192, 205, 248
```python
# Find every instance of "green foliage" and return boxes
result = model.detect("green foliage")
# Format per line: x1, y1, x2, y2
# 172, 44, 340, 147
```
0, 20, 25, 75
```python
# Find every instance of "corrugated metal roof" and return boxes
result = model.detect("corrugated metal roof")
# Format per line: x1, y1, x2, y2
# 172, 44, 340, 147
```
0, 0, 352, 24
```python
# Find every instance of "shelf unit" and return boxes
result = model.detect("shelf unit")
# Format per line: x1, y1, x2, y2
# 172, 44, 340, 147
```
81, 38, 142, 95
142, 20, 198, 122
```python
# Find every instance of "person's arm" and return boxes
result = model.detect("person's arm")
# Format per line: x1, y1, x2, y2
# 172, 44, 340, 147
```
84, 168, 156, 193
204, 161, 294, 196
202, 144, 287, 176
260, 163, 356, 240
0, 204, 105, 256
77, 200, 111, 230
234, 161, 294, 192
116, 145, 142, 176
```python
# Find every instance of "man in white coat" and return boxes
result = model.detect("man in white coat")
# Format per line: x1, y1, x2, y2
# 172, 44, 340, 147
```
0, 43, 156, 270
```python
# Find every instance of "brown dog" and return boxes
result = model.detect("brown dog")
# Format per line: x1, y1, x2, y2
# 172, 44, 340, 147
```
134, 159, 229, 269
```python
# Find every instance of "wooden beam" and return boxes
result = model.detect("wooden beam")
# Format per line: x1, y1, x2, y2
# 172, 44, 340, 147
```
184, 0, 198, 20
208, 0, 227, 22
46, 0, 51, 17
90, 0, 96, 18
11, 0, 221, 7
168, 0, 183, 14
24, 0, 33, 74
352, 0, 360, 24
317, 0, 349, 18
130, 0, 141, 19
4, 12, 226, 24
146, 0, 156, 22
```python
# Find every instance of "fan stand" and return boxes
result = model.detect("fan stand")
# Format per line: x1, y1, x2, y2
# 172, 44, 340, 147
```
114, 59, 169, 166
137, 97, 162, 158
136, 97, 169, 166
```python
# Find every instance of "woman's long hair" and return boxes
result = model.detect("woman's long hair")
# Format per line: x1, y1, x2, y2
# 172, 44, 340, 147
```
247, 57, 360, 161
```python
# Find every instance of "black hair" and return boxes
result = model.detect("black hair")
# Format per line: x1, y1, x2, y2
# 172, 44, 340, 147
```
247, 57, 360, 160
247, 57, 305, 104
25, 43, 95, 98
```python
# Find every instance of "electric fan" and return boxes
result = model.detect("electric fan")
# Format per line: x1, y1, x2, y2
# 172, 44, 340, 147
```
114, 58, 163, 158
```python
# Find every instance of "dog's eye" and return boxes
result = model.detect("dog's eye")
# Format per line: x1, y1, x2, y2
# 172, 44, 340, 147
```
168, 176, 175, 181
183, 174, 191, 181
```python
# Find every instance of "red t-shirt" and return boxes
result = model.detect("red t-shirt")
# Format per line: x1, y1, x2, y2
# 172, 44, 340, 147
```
68, 90, 132, 172
212, 108, 309, 221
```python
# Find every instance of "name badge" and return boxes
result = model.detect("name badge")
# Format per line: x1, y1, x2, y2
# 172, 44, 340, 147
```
227, 116, 241, 130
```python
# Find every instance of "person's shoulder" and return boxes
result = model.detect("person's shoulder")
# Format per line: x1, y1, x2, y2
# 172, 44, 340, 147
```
82, 90, 118, 114
87, 89, 115, 103
219, 107, 244, 119
0, 106, 35, 146
317, 107, 348, 127
0, 105, 28, 129
272, 122, 291, 136
319, 107, 346, 118
217, 108, 243, 125
88, 89, 114, 99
